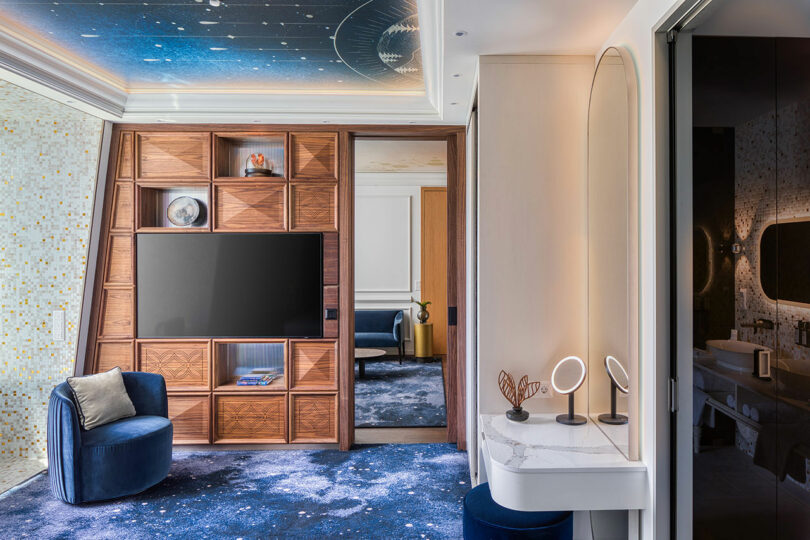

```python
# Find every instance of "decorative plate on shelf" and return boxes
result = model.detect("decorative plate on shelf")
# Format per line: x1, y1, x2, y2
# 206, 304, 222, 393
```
167, 196, 200, 227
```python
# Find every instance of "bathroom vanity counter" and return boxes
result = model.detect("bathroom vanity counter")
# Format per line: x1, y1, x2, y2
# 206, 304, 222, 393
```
480, 414, 647, 511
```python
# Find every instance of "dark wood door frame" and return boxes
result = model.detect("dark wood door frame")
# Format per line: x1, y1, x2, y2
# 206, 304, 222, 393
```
346, 127, 466, 450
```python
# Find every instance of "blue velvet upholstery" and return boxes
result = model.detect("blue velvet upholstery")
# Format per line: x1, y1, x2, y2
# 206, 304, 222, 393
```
355, 310, 404, 361
47, 372, 172, 504
463, 483, 573, 540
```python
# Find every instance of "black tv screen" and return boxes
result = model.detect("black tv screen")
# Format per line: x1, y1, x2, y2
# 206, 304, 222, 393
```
137, 233, 322, 338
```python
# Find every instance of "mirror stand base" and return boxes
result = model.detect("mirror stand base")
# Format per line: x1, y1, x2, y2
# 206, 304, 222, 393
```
556, 413, 587, 426
598, 413, 628, 425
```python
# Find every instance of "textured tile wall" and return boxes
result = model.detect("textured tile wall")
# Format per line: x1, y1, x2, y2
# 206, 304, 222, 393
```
735, 101, 810, 372
0, 80, 102, 459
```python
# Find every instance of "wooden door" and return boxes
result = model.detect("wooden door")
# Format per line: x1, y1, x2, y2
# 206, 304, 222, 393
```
421, 187, 447, 355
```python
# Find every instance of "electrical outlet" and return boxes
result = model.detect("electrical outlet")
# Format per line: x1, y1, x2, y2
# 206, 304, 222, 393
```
537, 380, 553, 398
52, 310, 65, 341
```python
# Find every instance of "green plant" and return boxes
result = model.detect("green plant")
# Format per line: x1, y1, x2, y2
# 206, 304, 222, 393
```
411, 297, 432, 310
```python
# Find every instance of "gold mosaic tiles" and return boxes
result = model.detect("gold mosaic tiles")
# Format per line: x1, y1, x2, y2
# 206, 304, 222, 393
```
0, 80, 103, 459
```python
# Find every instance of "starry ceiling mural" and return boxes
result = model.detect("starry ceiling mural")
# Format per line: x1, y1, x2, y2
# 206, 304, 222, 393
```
0, 0, 423, 92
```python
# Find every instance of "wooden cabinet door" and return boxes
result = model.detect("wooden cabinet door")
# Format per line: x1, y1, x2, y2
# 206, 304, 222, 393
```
213, 183, 286, 231
98, 288, 134, 339
136, 132, 211, 180
290, 393, 338, 443
290, 183, 338, 231
138, 340, 211, 390
168, 394, 211, 444
290, 132, 338, 181
290, 340, 338, 390
94, 341, 134, 373
421, 187, 447, 355
215, 394, 287, 443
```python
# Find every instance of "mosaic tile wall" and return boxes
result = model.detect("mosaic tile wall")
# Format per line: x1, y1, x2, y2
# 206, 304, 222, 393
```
735, 100, 810, 373
0, 80, 103, 459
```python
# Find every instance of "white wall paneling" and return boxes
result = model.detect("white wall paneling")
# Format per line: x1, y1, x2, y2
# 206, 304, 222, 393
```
354, 172, 447, 355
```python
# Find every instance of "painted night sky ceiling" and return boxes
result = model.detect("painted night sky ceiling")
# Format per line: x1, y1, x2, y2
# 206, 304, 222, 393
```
0, 0, 423, 92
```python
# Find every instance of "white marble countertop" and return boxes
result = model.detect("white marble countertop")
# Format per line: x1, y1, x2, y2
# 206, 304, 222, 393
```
481, 413, 644, 473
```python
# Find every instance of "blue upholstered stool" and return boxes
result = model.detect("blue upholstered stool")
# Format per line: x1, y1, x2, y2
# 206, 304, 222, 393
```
463, 483, 573, 540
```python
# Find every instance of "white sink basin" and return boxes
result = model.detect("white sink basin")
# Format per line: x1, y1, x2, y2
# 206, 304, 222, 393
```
706, 339, 772, 373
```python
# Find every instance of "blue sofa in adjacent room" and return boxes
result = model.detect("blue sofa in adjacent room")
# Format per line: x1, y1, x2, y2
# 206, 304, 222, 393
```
355, 309, 404, 363
47, 372, 173, 504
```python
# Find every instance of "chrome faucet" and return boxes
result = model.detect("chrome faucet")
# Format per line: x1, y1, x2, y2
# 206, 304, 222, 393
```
740, 318, 775, 334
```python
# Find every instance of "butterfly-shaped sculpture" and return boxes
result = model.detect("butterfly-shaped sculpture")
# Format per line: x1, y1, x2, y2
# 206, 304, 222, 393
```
498, 370, 542, 409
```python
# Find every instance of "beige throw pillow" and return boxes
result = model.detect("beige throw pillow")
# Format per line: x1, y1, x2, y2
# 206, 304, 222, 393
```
67, 367, 136, 430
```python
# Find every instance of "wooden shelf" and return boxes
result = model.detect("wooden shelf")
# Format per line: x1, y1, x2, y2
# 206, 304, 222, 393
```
136, 184, 210, 231
214, 377, 287, 392
214, 132, 286, 180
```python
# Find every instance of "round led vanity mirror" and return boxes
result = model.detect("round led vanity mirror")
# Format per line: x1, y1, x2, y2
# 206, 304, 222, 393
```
551, 355, 587, 425
598, 355, 629, 425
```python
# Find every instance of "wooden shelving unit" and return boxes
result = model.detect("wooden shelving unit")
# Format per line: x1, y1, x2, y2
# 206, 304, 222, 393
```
90, 128, 343, 446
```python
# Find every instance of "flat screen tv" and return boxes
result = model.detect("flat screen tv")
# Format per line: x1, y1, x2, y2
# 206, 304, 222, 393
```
137, 233, 322, 338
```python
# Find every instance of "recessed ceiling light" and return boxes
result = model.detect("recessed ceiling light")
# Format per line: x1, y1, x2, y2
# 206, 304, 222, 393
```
253, 120, 261, 123
322, 120, 329, 123
452, 73, 461, 78
450, 102, 458, 105
65, 100, 74, 103
454, 30, 467, 37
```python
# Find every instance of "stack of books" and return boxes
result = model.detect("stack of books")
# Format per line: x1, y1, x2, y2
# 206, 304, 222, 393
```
236, 370, 281, 386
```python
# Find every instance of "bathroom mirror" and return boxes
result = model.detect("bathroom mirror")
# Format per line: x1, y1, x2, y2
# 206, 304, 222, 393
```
587, 46, 639, 458
760, 220, 810, 305
551, 356, 587, 425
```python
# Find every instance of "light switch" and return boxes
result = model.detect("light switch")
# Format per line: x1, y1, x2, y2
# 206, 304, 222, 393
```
53, 310, 65, 341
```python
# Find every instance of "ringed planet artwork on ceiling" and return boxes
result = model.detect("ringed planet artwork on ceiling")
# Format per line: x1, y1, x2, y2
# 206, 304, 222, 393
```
0, 0, 424, 92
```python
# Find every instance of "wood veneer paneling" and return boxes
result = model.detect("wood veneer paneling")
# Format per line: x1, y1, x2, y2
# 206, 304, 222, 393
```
337, 130, 354, 451
323, 286, 338, 339
117, 131, 134, 180
110, 182, 134, 232
421, 187, 448, 355
136, 132, 211, 181
290, 132, 338, 181
104, 234, 133, 286
168, 393, 211, 444
215, 394, 287, 443
290, 340, 337, 390
94, 340, 134, 373
98, 287, 134, 338
323, 232, 338, 285
290, 393, 338, 443
290, 183, 337, 232
138, 340, 211, 390
213, 183, 286, 231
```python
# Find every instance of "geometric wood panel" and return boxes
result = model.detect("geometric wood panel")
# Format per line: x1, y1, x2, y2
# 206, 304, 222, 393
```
94, 340, 134, 373
323, 287, 338, 339
110, 182, 134, 231
117, 131, 134, 180
290, 393, 338, 443
136, 132, 211, 181
138, 340, 211, 390
98, 287, 134, 338
290, 340, 337, 390
168, 393, 211, 444
215, 394, 287, 443
213, 183, 286, 231
290, 183, 338, 232
290, 132, 337, 181
104, 234, 133, 286
323, 232, 338, 285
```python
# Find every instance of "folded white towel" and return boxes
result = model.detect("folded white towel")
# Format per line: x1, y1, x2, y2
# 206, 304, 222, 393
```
742, 403, 751, 417
726, 394, 736, 409
751, 407, 760, 422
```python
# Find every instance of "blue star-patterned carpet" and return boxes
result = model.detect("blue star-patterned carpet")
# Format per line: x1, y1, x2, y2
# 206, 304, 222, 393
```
354, 357, 447, 428
0, 444, 469, 539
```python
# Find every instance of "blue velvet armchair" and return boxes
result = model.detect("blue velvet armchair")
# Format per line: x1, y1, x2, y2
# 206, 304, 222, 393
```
355, 310, 404, 363
47, 372, 173, 504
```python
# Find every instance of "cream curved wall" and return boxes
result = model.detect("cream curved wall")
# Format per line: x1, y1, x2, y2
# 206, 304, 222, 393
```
0, 80, 102, 459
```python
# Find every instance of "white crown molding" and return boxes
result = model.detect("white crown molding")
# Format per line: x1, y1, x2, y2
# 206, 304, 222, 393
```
418, 0, 443, 117
0, 25, 126, 119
